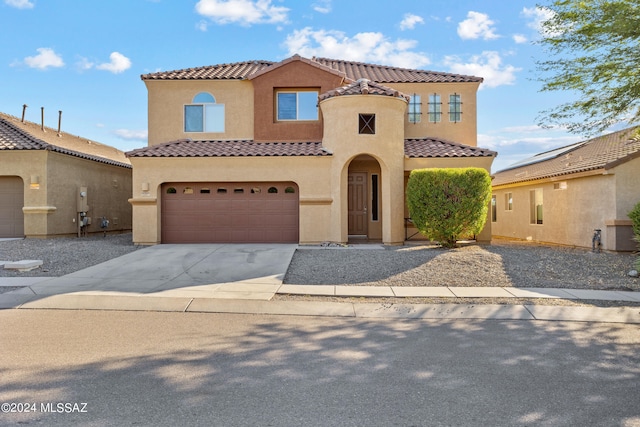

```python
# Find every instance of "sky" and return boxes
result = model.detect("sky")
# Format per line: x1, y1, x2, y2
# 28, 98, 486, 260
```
0, 0, 607, 172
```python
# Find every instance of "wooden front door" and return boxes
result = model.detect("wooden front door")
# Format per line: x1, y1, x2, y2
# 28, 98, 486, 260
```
348, 172, 368, 235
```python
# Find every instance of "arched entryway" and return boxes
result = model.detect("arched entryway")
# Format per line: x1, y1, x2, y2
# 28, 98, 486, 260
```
347, 155, 382, 241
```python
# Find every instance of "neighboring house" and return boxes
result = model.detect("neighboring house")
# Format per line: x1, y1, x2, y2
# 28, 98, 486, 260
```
491, 127, 640, 251
127, 55, 496, 245
0, 111, 132, 238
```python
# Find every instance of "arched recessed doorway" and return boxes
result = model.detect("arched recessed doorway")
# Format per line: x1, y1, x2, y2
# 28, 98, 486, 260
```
347, 155, 381, 241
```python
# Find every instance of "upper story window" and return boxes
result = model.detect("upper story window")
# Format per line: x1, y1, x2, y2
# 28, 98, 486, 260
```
449, 93, 462, 123
358, 114, 375, 134
185, 92, 224, 133
428, 94, 441, 123
408, 94, 421, 123
276, 90, 318, 121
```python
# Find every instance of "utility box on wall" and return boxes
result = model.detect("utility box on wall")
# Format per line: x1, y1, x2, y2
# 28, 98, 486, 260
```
77, 186, 89, 213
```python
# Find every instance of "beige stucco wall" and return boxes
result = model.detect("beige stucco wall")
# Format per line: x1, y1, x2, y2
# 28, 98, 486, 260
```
1, 151, 50, 236
491, 171, 626, 250
0, 150, 132, 238
614, 157, 640, 219
391, 82, 480, 146
610, 157, 640, 250
145, 80, 254, 146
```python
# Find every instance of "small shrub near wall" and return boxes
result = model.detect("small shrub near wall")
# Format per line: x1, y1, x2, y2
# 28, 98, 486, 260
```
406, 167, 492, 248
629, 201, 640, 270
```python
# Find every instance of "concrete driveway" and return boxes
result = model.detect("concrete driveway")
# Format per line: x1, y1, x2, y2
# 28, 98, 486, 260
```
4, 244, 298, 302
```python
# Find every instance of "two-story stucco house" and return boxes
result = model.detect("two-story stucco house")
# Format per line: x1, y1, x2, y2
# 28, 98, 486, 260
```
126, 55, 496, 245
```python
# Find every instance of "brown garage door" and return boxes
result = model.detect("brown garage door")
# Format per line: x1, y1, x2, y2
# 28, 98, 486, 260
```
161, 182, 299, 243
0, 176, 24, 238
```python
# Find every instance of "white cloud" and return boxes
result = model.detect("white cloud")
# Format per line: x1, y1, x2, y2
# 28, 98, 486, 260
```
113, 129, 148, 141
522, 6, 553, 32
522, 6, 561, 38
400, 13, 424, 31
76, 57, 94, 71
195, 0, 289, 26
5, 0, 34, 9
96, 52, 131, 74
513, 34, 527, 44
23, 48, 64, 70
283, 27, 430, 69
312, 0, 331, 14
196, 20, 209, 31
444, 51, 520, 88
457, 11, 499, 40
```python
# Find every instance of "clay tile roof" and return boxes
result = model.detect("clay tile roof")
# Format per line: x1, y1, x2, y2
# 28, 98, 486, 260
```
141, 55, 483, 84
0, 113, 131, 168
126, 139, 331, 158
141, 60, 274, 80
492, 127, 640, 186
313, 57, 483, 83
319, 79, 410, 102
404, 138, 497, 158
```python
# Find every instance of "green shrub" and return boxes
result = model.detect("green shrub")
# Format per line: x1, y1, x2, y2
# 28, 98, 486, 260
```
406, 167, 492, 248
629, 201, 640, 270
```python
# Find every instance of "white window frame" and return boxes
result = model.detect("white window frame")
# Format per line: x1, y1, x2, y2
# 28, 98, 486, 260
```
276, 90, 319, 121
184, 92, 224, 133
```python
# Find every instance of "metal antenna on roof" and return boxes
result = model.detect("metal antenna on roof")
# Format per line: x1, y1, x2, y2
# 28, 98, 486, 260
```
21, 104, 27, 123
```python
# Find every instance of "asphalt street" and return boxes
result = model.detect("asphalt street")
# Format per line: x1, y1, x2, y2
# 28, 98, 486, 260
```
0, 310, 639, 427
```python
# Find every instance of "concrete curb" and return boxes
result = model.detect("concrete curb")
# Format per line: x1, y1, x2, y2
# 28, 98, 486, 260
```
4, 293, 639, 324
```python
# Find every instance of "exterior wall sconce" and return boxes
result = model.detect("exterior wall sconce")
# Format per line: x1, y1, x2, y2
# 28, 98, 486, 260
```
30, 175, 40, 190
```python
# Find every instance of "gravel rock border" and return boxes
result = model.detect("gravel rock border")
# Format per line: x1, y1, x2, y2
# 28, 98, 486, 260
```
0, 233, 140, 278
283, 240, 639, 291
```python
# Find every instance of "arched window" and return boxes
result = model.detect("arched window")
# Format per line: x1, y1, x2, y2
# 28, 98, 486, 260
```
185, 92, 224, 133
193, 92, 215, 103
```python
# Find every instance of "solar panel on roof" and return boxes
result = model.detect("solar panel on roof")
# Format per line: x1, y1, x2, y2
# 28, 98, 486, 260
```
499, 141, 586, 172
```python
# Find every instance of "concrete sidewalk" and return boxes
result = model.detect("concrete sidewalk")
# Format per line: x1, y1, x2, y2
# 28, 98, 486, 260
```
1, 243, 639, 323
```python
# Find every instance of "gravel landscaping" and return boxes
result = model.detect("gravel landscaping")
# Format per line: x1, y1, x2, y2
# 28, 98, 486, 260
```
283, 240, 639, 291
0, 233, 141, 278
1, 234, 638, 296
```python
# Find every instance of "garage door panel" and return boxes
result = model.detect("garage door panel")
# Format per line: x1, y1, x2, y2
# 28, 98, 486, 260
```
162, 182, 298, 243
0, 177, 24, 238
